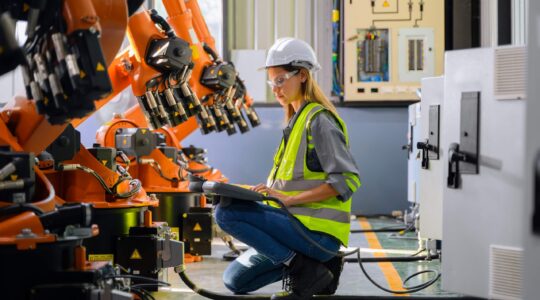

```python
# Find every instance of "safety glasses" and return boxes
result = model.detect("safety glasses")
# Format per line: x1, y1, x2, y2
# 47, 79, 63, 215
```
267, 70, 299, 88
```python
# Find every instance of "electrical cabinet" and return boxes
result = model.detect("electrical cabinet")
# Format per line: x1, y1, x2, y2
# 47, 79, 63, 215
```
343, 0, 444, 102
441, 47, 525, 299
398, 28, 434, 82
406, 103, 421, 204
418, 76, 443, 241
524, 2, 540, 299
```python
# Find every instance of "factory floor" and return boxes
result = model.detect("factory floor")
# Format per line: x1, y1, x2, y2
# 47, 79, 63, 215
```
153, 217, 468, 299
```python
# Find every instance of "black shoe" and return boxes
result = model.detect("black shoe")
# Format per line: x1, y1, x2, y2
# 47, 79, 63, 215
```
315, 256, 344, 295
271, 254, 333, 300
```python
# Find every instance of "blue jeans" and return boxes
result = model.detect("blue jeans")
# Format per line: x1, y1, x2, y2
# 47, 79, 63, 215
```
215, 200, 340, 293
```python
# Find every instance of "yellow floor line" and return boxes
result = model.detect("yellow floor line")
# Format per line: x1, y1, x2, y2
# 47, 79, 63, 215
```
358, 217, 409, 296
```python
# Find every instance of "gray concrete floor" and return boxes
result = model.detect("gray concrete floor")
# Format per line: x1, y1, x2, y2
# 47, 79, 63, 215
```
152, 217, 466, 299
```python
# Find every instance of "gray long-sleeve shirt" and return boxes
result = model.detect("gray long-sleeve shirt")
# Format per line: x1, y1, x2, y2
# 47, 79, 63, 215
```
285, 102, 360, 200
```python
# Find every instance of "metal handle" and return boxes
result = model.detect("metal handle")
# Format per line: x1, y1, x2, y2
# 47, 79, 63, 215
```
533, 151, 540, 234
447, 143, 461, 189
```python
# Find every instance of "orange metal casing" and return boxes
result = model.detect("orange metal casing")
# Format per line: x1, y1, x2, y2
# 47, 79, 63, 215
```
162, 0, 215, 100
126, 10, 164, 97
184, 0, 216, 51
0, 119, 58, 212
63, 0, 101, 34
91, 0, 129, 65
95, 116, 191, 192
47, 145, 157, 208
0, 212, 44, 237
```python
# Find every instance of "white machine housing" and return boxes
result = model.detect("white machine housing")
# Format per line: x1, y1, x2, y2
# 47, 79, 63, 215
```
418, 76, 444, 241
524, 1, 540, 299
407, 102, 421, 204
441, 47, 525, 299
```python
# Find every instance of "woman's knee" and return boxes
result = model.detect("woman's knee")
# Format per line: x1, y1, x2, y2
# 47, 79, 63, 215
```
222, 259, 251, 294
222, 248, 279, 294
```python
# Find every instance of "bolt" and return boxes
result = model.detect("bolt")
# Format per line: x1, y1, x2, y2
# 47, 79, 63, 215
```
174, 48, 184, 57
58, 136, 69, 147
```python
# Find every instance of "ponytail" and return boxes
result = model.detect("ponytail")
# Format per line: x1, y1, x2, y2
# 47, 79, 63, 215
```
282, 65, 339, 122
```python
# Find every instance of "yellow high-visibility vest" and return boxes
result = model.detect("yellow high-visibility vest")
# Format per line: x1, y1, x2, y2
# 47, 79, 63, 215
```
267, 102, 360, 245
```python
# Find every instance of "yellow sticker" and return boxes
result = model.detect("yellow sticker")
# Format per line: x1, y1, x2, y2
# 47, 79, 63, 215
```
383, 0, 390, 7
80, 70, 86, 78
171, 227, 180, 240
96, 62, 105, 71
88, 254, 114, 262
193, 223, 202, 232
189, 103, 194, 109
44, 97, 49, 105
101, 160, 108, 166
332, 10, 339, 22
190, 45, 199, 60
10, 174, 18, 181
130, 249, 142, 260
123, 138, 127, 145
141, 129, 147, 134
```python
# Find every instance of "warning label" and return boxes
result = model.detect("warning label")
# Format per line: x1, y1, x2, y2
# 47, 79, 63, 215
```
88, 254, 114, 262
130, 249, 142, 260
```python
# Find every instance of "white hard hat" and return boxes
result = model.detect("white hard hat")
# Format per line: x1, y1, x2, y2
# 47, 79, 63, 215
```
264, 37, 321, 72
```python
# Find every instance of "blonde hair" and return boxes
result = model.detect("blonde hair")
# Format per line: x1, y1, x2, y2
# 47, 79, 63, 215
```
282, 66, 339, 122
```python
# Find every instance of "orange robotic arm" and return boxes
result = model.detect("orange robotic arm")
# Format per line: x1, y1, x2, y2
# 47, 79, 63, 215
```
176, 0, 261, 128
1, 0, 128, 154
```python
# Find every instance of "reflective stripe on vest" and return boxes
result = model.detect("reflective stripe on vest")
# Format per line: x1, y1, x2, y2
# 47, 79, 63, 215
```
267, 102, 353, 245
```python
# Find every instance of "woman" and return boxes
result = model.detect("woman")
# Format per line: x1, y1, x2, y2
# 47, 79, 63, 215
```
215, 37, 360, 300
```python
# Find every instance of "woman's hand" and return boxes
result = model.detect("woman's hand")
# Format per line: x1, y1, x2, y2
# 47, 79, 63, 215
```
251, 184, 294, 207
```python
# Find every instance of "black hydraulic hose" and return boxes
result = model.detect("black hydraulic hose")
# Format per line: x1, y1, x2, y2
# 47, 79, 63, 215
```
351, 223, 415, 234
356, 250, 440, 295
177, 269, 269, 299
259, 196, 442, 294
149, 9, 175, 38
202, 43, 220, 62
350, 227, 408, 233
344, 253, 439, 263
177, 268, 454, 300
0, 203, 44, 218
